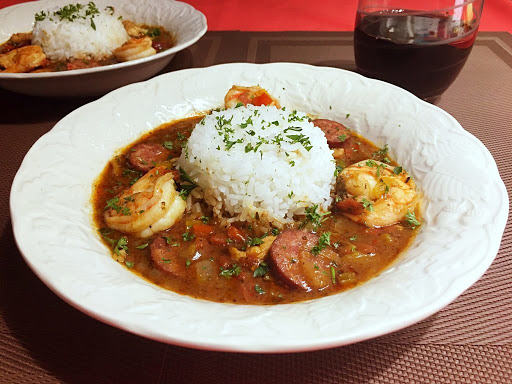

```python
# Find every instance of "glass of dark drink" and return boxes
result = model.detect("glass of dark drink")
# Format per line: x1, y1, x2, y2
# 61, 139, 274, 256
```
354, 0, 484, 103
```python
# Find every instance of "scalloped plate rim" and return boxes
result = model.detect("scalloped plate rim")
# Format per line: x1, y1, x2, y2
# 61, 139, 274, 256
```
9, 62, 509, 353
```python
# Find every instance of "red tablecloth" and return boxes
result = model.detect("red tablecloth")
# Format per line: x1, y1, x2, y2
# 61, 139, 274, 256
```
1, 0, 512, 32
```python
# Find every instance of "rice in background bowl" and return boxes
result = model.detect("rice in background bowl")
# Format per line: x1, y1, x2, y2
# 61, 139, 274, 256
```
179, 105, 335, 227
32, 3, 128, 61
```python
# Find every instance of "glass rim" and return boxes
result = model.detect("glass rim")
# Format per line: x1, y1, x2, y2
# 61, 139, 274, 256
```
358, 0, 483, 16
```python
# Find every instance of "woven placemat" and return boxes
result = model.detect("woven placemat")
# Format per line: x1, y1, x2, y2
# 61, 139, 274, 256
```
0, 32, 510, 383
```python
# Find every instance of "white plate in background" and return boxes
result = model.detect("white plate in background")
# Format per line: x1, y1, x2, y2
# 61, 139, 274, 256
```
0, 0, 207, 97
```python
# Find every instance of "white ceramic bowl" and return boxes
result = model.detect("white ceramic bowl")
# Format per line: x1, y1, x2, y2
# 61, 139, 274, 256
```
0, 0, 207, 97
10, 63, 509, 352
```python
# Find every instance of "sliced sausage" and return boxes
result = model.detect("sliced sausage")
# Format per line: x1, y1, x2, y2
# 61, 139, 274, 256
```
312, 119, 351, 149
150, 236, 185, 277
269, 229, 334, 291
127, 143, 171, 172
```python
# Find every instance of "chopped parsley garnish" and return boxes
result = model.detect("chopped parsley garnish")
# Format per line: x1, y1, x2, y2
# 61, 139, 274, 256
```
200, 216, 210, 224
125, 261, 134, 268
393, 166, 403, 175
135, 243, 149, 249
334, 165, 343, 177
330, 266, 336, 284
338, 134, 347, 142
35, 11, 47, 21
349, 235, 357, 241
185, 260, 191, 267
114, 236, 129, 256
247, 234, 267, 246
99, 228, 115, 245
104, 197, 130, 215
235, 102, 244, 108
122, 168, 142, 185
178, 167, 198, 200
163, 141, 174, 150
285, 133, 312, 151
253, 262, 269, 277
303, 204, 330, 230
373, 144, 389, 158
182, 231, 195, 242
405, 210, 421, 229
375, 163, 386, 177
346, 113, 351, 118
146, 28, 161, 38
219, 264, 241, 278
311, 232, 331, 255
361, 198, 374, 211
38, 2, 102, 29
271, 228, 280, 236
254, 285, 265, 294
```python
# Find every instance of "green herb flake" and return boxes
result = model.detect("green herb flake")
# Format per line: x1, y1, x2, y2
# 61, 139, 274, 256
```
219, 264, 241, 278
163, 141, 174, 150
178, 167, 198, 200
253, 262, 269, 277
254, 285, 265, 295
135, 243, 149, 250
334, 165, 343, 177
35, 10, 47, 21
330, 266, 336, 284
99, 228, 115, 245
182, 231, 195, 242
405, 210, 421, 229
125, 261, 134, 268
303, 204, 331, 230
200, 216, 210, 224
311, 232, 331, 255
247, 234, 267, 247
114, 236, 129, 256
373, 144, 389, 158
361, 198, 374, 212
393, 166, 403, 175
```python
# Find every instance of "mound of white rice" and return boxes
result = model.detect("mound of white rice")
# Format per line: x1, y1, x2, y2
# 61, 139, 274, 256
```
32, 3, 128, 61
179, 105, 335, 227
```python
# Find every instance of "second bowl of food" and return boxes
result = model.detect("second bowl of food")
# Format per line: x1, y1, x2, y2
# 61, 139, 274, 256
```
0, 0, 207, 97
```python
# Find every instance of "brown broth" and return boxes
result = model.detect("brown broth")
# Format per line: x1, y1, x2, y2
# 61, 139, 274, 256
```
92, 115, 418, 304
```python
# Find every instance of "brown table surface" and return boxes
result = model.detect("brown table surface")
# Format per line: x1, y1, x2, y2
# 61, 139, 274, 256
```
1, 31, 511, 384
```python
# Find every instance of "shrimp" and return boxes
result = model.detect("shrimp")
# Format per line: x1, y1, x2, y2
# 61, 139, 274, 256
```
9, 32, 32, 44
336, 160, 419, 227
114, 37, 156, 62
104, 167, 186, 238
0, 45, 46, 73
224, 85, 281, 109
122, 20, 148, 38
